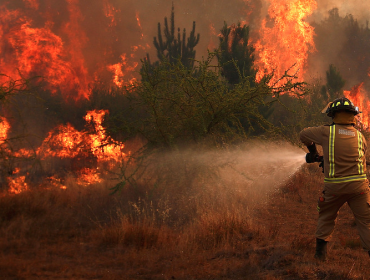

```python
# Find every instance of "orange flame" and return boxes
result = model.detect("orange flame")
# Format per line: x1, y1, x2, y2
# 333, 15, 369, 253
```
45, 176, 67, 190
38, 110, 125, 164
1, 2, 147, 99
0, 117, 10, 144
63, 0, 91, 100
4, 109, 126, 190
107, 53, 139, 87
8, 168, 29, 194
344, 83, 370, 129
84, 110, 125, 163
136, 11, 144, 39
106, 10, 148, 88
104, 0, 121, 27
77, 168, 102, 186
38, 123, 86, 159
1, 4, 92, 100
254, 0, 317, 86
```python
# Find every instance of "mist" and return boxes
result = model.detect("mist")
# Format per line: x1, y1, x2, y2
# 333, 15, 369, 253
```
147, 141, 306, 205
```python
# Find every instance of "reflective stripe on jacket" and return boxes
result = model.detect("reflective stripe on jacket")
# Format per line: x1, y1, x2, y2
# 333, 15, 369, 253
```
325, 124, 366, 183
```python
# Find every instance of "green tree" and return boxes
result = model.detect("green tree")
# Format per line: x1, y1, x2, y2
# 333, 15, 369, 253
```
215, 22, 269, 135
216, 22, 256, 85
320, 64, 345, 100
142, 4, 200, 72
270, 77, 329, 143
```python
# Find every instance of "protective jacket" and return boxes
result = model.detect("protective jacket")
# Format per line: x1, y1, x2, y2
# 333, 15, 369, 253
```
300, 123, 368, 194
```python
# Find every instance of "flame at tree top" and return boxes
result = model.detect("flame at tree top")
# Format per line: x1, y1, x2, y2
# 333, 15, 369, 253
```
254, 0, 317, 85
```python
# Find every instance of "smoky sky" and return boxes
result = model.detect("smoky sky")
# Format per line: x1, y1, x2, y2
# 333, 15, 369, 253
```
312, 0, 370, 23
307, 2, 370, 90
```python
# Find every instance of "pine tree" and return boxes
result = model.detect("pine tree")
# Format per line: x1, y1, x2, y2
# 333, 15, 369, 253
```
321, 64, 345, 100
216, 22, 256, 85
142, 4, 200, 71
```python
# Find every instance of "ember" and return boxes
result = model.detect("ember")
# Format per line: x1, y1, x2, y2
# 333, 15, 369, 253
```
0, 117, 10, 144
8, 168, 29, 194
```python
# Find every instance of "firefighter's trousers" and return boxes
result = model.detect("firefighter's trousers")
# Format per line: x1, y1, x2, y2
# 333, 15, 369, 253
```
316, 189, 370, 250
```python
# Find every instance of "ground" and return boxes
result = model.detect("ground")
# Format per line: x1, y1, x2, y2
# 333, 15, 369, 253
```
0, 164, 369, 280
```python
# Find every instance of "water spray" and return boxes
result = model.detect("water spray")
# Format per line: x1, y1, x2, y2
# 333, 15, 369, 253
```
207, 142, 308, 195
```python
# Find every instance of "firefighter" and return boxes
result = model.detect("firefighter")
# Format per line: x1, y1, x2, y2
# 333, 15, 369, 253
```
300, 97, 370, 261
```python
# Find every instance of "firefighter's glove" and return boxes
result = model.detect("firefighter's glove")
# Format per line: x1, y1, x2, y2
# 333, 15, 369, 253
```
307, 143, 318, 155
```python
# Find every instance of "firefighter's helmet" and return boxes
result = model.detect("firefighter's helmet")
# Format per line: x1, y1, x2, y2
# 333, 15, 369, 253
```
324, 97, 360, 117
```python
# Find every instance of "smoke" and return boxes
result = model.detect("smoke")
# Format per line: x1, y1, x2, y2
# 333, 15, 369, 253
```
306, 1, 370, 89
128, 0, 264, 56
312, 0, 370, 23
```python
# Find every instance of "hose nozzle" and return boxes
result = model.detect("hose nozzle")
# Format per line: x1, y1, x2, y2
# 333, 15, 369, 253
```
305, 152, 323, 163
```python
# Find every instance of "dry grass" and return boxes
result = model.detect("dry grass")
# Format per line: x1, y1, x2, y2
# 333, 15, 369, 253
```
0, 162, 369, 279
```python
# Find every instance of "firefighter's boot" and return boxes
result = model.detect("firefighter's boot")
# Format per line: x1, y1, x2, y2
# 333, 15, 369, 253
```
314, 238, 328, 261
